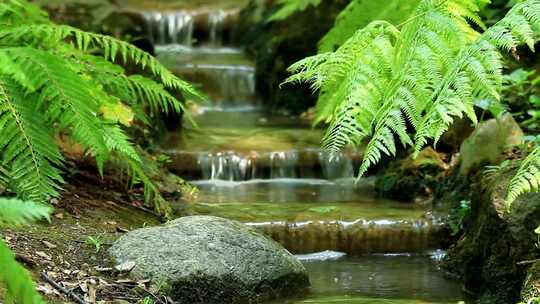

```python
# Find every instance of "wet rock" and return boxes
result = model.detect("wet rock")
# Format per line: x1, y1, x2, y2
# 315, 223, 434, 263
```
251, 217, 446, 254
439, 117, 475, 153
109, 215, 309, 304
459, 113, 523, 175
443, 169, 540, 303
375, 147, 448, 202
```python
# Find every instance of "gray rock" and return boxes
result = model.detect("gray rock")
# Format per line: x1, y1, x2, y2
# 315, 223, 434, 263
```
459, 113, 523, 175
109, 216, 309, 304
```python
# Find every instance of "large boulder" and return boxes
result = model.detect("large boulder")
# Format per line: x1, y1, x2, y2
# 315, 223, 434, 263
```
109, 216, 309, 304
459, 113, 523, 175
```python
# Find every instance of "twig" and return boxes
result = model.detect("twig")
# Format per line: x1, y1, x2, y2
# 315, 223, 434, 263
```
41, 272, 88, 304
517, 258, 540, 265
135, 285, 166, 304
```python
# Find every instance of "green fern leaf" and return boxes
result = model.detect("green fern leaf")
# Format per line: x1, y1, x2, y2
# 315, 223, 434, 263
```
0, 240, 45, 304
0, 198, 52, 226
0, 79, 64, 202
287, 0, 540, 191
0, 24, 202, 101
0, 197, 49, 304
507, 147, 540, 205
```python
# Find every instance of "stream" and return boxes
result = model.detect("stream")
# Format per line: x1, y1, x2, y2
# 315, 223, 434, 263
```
138, 3, 469, 303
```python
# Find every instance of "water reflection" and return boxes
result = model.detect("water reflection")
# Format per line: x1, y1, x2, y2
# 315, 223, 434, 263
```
274, 255, 467, 304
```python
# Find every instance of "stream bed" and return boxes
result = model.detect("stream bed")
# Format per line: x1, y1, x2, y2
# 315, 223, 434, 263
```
138, 3, 470, 303
279, 253, 467, 304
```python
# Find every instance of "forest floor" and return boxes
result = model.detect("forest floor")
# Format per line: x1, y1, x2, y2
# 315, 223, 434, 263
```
1, 166, 176, 304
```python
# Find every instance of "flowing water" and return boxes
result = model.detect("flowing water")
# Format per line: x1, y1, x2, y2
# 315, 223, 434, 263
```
141, 4, 468, 303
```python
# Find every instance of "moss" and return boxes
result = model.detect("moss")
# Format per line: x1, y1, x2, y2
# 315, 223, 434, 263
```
374, 148, 448, 202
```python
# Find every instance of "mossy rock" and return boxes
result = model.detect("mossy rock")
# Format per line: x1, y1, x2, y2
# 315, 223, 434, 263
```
109, 215, 309, 304
459, 113, 523, 175
375, 147, 448, 201
443, 169, 540, 303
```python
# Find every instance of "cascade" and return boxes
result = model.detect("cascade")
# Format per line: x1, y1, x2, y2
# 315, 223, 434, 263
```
318, 151, 355, 180
149, 2, 464, 301
143, 11, 194, 46
208, 10, 227, 47
269, 151, 298, 178
168, 149, 357, 181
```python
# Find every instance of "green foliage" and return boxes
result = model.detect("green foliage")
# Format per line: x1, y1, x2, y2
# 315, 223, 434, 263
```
448, 200, 471, 235
318, 0, 420, 53
268, 0, 322, 22
0, 0, 201, 214
0, 198, 52, 304
0, 198, 52, 226
139, 296, 155, 304
507, 146, 540, 205
86, 235, 104, 253
500, 68, 540, 129
286, 0, 540, 192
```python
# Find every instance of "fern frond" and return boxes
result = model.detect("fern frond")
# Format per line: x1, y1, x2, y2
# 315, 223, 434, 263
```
0, 198, 49, 304
0, 0, 198, 214
0, 198, 52, 226
507, 147, 540, 205
0, 79, 64, 202
0, 166, 8, 189
0, 0, 49, 26
0, 24, 202, 101
268, 0, 322, 22
287, 0, 540, 186
0, 240, 45, 304
5, 47, 112, 172
414, 0, 539, 153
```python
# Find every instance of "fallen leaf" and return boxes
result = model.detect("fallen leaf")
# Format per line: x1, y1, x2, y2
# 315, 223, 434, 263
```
35, 251, 51, 260
42, 240, 57, 249
37, 284, 55, 295
115, 260, 136, 272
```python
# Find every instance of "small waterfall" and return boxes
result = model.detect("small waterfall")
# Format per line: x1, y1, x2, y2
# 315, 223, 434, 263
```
247, 219, 445, 254
318, 151, 354, 180
172, 150, 359, 181
198, 152, 256, 181
195, 64, 256, 107
208, 10, 226, 47
269, 151, 299, 178
143, 11, 194, 46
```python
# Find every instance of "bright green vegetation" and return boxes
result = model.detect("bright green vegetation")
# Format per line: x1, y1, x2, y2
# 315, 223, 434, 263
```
284, 0, 540, 206
0, 0, 200, 213
0, 198, 52, 304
